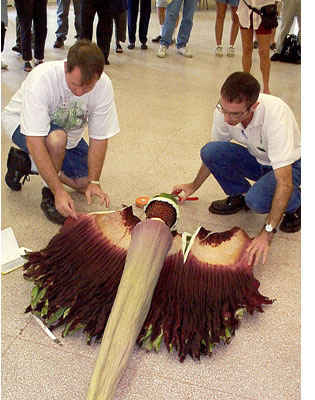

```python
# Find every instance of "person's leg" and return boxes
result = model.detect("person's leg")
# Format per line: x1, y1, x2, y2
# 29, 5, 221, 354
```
256, 33, 271, 94
14, 0, 33, 63
81, 0, 96, 41
245, 160, 301, 215
139, 0, 151, 45
229, 6, 239, 46
160, 0, 182, 47
200, 141, 262, 195
240, 27, 254, 73
59, 139, 89, 193
6, 123, 66, 191
1, 21, 6, 53
176, 0, 198, 49
215, 1, 227, 46
95, 0, 113, 63
33, 0, 47, 62
295, 0, 301, 44
73, 0, 82, 39
275, 0, 297, 53
55, 0, 70, 41
127, 0, 139, 45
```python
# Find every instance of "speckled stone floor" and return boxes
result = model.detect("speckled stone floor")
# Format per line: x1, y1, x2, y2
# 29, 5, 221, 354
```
2, 3, 302, 400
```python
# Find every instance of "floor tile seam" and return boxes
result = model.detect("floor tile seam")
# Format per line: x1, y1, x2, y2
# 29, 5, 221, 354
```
3, 335, 98, 361
152, 372, 258, 400
1, 334, 20, 357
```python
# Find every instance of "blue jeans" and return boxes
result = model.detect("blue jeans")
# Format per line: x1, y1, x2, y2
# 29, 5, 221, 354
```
12, 123, 89, 179
160, 0, 198, 48
55, 0, 82, 40
201, 141, 301, 214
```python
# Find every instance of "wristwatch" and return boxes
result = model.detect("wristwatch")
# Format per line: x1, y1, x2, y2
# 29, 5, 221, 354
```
88, 180, 100, 186
264, 224, 277, 234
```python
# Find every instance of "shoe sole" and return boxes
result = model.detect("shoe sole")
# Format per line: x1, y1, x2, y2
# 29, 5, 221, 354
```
40, 202, 66, 225
208, 205, 250, 215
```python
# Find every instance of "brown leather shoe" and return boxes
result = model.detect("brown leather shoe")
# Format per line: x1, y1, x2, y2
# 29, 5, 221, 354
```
209, 195, 249, 215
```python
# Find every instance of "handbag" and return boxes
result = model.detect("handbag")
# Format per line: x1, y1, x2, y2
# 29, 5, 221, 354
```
242, 0, 278, 30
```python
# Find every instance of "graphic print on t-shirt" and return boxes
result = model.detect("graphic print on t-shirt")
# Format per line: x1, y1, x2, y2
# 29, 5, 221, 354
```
50, 96, 88, 131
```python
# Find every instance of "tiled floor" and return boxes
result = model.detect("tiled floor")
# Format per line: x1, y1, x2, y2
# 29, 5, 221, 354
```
1, 4, 301, 400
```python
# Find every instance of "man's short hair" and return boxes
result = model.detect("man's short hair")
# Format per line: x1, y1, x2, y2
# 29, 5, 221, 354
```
220, 72, 260, 107
66, 40, 105, 85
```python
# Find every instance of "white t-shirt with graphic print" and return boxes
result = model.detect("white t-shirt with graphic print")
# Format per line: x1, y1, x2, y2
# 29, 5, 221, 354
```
212, 93, 301, 170
2, 60, 120, 149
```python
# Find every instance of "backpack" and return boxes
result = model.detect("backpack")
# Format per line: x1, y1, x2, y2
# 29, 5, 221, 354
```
280, 34, 301, 64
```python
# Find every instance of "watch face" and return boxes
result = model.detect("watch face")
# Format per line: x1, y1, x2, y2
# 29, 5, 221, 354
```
265, 224, 273, 232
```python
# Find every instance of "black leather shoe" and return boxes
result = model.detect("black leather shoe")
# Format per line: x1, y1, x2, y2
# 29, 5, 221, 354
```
270, 52, 281, 61
279, 206, 301, 233
152, 35, 161, 43
209, 195, 249, 215
127, 43, 135, 50
5, 147, 37, 191
41, 187, 67, 225
53, 37, 64, 48
12, 44, 21, 53
141, 43, 148, 50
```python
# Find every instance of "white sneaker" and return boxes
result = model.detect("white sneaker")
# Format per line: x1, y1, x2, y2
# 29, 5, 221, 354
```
177, 47, 193, 58
227, 45, 235, 57
215, 45, 223, 57
157, 45, 167, 58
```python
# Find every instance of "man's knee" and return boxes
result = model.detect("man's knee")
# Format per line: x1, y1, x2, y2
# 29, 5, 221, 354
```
200, 141, 228, 168
44, 129, 67, 153
245, 189, 270, 214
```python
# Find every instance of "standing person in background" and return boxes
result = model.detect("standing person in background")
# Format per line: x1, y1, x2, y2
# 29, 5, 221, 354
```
113, 0, 127, 53
81, 0, 113, 64
214, 0, 240, 57
237, 0, 276, 94
53, 0, 82, 48
271, 0, 301, 61
127, 0, 151, 50
1, 0, 8, 69
152, 0, 180, 45
157, 0, 199, 58
14, 0, 48, 72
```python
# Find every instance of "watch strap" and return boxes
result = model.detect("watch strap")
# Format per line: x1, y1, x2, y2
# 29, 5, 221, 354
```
88, 180, 100, 186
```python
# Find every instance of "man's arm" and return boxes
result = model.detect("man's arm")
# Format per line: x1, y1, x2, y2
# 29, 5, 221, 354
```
85, 138, 110, 207
172, 162, 211, 202
247, 164, 293, 266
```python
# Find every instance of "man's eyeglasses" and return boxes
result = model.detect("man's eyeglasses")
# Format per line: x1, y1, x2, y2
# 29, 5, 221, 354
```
216, 100, 252, 120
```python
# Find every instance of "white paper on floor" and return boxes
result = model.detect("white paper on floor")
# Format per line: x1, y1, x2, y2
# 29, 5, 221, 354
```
1, 227, 31, 275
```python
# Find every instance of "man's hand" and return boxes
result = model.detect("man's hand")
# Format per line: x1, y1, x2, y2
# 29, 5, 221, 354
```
172, 184, 196, 202
85, 183, 110, 208
54, 189, 78, 219
246, 230, 274, 267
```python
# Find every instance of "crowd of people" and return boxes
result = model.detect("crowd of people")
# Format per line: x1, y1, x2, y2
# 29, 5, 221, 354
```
1, 2, 301, 68
1, 1, 301, 266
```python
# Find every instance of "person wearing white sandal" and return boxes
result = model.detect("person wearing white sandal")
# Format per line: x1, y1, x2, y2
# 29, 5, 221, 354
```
157, 0, 198, 58
214, 0, 240, 57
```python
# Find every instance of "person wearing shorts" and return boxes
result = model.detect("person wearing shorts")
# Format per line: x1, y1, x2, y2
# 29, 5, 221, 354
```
2, 40, 120, 224
214, 0, 240, 57
237, 0, 277, 94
